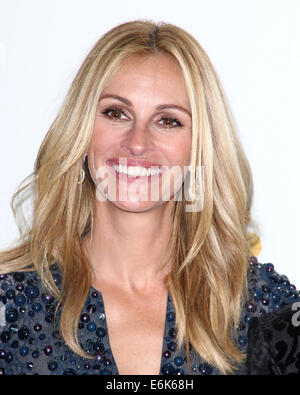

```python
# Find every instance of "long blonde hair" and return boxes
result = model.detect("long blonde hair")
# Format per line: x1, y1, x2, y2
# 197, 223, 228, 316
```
0, 20, 254, 374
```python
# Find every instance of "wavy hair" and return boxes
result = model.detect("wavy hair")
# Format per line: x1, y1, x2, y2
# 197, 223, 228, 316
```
0, 20, 255, 374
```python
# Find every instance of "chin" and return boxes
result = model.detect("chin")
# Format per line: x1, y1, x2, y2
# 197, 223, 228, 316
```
108, 199, 167, 213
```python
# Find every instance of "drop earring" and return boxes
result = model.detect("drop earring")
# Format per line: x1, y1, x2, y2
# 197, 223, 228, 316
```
77, 168, 85, 184
77, 155, 87, 185
188, 167, 201, 200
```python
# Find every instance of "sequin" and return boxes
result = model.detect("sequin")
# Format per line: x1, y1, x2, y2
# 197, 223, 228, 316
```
166, 312, 175, 322
80, 314, 90, 323
0, 332, 11, 343
0, 258, 299, 375
19, 346, 29, 357
44, 346, 53, 356
265, 264, 274, 273
33, 323, 42, 332
161, 363, 175, 374
9, 324, 18, 334
198, 363, 213, 375
25, 286, 39, 299
32, 350, 40, 358
87, 322, 97, 332
86, 304, 96, 314
48, 361, 58, 371
27, 362, 34, 370
5, 308, 19, 323
246, 302, 257, 313
18, 327, 30, 340
238, 336, 247, 346
96, 328, 106, 338
174, 356, 184, 366
16, 284, 24, 292
167, 341, 177, 352
31, 303, 42, 313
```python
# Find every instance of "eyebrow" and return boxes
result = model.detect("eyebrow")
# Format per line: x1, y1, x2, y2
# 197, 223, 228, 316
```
99, 94, 191, 117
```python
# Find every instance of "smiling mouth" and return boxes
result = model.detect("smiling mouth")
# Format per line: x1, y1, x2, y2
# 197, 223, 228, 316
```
111, 164, 162, 177
105, 158, 164, 179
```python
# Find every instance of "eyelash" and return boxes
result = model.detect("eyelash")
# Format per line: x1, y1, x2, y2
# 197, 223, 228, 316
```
101, 107, 183, 129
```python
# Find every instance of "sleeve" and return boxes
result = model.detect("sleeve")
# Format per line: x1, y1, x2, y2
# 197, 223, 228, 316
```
246, 315, 281, 375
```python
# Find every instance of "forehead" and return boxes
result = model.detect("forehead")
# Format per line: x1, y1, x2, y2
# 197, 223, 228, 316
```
102, 53, 190, 105
116, 53, 182, 74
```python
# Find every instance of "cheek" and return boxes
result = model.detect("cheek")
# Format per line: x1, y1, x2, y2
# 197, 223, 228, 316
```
166, 137, 192, 167
89, 124, 117, 156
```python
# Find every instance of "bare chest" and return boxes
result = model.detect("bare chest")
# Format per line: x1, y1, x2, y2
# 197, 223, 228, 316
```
100, 288, 168, 375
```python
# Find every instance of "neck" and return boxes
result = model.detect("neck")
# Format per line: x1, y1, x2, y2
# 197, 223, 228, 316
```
82, 200, 174, 293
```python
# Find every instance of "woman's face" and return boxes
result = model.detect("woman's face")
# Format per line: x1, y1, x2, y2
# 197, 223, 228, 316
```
87, 53, 192, 212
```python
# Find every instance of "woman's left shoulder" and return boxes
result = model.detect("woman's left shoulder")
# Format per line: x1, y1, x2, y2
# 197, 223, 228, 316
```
246, 256, 300, 314
234, 257, 300, 359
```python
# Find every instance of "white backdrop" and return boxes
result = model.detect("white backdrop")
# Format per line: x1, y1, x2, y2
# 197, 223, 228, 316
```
0, 0, 299, 285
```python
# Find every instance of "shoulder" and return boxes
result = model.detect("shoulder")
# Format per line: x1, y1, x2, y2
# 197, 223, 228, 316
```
0, 265, 61, 300
244, 258, 300, 374
0, 269, 61, 374
0, 270, 55, 328
0, 267, 61, 315
246, 256, 300, 315
0, 271, 42, 308
234, 256, 300, 365
0, 270, 49, 306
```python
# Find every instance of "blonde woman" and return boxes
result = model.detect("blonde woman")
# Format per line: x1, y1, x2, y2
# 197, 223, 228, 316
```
0, 20, 298, 375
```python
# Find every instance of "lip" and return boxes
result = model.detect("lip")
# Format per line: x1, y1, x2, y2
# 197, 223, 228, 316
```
106, 158, 162, 169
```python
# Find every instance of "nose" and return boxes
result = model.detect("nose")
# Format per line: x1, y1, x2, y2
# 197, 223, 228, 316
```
120, 122, 155, 157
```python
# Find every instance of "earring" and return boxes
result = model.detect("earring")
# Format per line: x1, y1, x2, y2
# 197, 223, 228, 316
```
195, 177, 200, 195
77, 155, 87, 185
191, 179, 200, 198
188, 171, 201, 200
77, 168, 85, 184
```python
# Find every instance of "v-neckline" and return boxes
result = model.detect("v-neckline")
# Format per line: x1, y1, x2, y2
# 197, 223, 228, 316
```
89, 285, 171, 375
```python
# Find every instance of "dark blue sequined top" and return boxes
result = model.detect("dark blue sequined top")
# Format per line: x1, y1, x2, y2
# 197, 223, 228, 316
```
0, 256, 299, 375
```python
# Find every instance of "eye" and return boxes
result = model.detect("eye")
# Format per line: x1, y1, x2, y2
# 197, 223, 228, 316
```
158, 117, 183, 128
102, 108, 128, 121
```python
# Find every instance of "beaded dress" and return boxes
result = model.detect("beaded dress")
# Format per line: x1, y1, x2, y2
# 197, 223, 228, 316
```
0, 256, 299, 375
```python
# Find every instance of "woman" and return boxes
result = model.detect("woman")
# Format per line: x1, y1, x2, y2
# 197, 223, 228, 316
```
0, 20, 299, 375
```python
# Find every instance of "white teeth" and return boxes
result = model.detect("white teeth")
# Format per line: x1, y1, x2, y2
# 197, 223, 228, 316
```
113, 165, 161, 177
